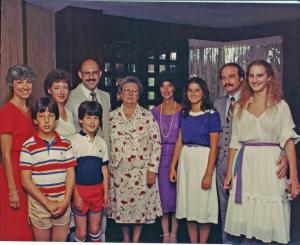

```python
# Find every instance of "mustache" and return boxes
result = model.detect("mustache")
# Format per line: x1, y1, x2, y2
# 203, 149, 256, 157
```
224, 83, 234, 88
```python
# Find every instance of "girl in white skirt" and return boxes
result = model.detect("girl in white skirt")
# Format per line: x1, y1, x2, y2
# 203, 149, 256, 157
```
224, 60, 300, 244
169, 77, 221, 243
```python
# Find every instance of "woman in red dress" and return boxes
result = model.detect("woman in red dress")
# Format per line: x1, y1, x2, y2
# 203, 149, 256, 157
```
0, 64, 36, 241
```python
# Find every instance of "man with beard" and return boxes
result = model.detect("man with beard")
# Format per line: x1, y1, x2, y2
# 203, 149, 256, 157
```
66, 59, 111, 242
214, 63, 287, 243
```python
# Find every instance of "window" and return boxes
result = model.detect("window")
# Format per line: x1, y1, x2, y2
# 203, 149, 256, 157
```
148, 64, 155, 73
148, 77, 155, 87
189, 36, 283, 100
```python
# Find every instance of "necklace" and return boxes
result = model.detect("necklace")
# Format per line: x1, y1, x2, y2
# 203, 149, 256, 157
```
159, 101, 176, 139
11, 99, 28, 112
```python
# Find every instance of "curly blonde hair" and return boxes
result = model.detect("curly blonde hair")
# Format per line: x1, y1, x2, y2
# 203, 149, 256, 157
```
238, 60, 283, 116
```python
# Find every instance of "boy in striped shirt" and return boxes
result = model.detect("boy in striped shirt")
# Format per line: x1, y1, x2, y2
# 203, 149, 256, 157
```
20, 97, 76, 241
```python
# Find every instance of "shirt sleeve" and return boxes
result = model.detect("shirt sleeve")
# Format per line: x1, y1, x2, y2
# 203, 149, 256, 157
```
64, 142, 77, 168
19, 144, 33, 170
279, 100, 300, 148
209, 111, 222, 132
229, 106, 241, 149
147, 114, 162, 173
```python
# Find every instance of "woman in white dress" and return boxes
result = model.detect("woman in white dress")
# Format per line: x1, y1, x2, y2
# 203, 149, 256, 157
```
44, 69, 76, 138
224, 60, 300, 244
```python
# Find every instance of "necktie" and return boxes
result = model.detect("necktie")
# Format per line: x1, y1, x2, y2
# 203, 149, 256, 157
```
226, 97, 235, 123
90, 91, 98, 102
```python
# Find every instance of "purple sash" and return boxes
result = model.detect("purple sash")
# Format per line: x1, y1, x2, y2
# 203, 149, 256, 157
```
233, 142, 280, 204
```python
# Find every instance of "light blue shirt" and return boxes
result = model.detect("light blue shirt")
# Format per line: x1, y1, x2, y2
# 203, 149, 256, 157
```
225, 90, 241, 116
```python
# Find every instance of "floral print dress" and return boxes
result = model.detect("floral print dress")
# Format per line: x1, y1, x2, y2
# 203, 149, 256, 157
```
108, 104, 162, 223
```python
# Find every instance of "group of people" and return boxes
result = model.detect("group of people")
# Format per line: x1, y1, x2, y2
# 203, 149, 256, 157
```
0, 58, 299, 244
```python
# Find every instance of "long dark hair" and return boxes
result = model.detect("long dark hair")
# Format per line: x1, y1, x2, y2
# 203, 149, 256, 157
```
182, 77, 214, 116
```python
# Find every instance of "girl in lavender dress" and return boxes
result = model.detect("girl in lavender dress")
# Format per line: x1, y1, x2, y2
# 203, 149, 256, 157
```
151, 75, 181, 243
169, 77, 221, 243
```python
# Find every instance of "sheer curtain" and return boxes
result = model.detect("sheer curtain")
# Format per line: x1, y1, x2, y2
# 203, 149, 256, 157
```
189, 36, 283, 100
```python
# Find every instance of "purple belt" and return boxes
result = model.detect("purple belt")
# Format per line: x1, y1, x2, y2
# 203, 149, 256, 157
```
233, 141, 280, 204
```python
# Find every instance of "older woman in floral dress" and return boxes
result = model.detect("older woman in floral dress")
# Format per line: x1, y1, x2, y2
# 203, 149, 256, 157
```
108, 76, 162, 243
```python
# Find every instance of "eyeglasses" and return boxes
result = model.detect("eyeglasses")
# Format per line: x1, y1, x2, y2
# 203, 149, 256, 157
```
122, 88, 139, 95
81, 71, 99, 77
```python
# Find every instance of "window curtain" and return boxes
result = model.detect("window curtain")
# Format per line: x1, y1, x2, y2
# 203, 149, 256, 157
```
189, 36, 283, 101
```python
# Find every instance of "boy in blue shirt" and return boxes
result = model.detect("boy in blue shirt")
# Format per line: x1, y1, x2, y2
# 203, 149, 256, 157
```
69, 101, 109, 242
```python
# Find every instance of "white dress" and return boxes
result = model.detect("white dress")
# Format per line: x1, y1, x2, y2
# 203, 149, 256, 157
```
225, 99, 300, 244
176, 110, 221, 224
55, 108, 76, 138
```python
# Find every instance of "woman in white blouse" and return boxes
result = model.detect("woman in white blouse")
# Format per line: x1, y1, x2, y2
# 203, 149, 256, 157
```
224, 60, 300, 244
44, 69, 76, 138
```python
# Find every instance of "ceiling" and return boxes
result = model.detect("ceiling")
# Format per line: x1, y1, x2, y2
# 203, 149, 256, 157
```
25, 0, 300, 28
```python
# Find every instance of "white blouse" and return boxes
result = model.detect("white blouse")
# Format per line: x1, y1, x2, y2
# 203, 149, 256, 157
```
55, 108, 77, 138
230, 99, 300, 149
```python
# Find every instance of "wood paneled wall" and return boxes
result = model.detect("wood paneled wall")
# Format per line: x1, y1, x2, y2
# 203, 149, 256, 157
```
0, 0, 55, 105
26, 3, 56, 100
0, 0, 24, 104
56, 7, 103, 87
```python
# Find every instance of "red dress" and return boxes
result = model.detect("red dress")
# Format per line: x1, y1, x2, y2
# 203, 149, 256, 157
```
0, 102, 34, 241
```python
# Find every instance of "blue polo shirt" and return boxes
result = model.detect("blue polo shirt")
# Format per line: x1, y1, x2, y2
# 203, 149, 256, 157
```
69, 131, 109, 185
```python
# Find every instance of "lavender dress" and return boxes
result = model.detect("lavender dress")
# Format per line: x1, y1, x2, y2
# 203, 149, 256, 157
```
151, 106, 180, 213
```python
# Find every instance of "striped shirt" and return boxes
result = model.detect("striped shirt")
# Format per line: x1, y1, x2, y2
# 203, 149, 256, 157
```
20, 131, 77, 197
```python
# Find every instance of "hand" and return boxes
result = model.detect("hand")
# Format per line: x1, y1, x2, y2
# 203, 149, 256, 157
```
73, 194, 84, 212
52, 200, 69, 218
169, 168, 177, 183
45, 200, 59, 215
290, 178, 300, 200
224, 173, 232, 190
103, 192, 110, 208
147, 171, 156, 188
201, 173, 212, 190
276, 154, 288, 179
8, 190, 20, 209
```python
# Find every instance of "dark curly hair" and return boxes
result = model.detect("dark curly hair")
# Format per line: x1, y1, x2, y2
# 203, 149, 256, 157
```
43, 68, 72, 96
182, 77, 214, 117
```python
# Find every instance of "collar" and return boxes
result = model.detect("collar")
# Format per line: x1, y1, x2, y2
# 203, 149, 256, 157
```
79, 130, 87, 136
33, 130, 62, 147
120, 103, 139, 120
80, 83, 98, 100
78, 130, 97, 143
227, 89, 241, 102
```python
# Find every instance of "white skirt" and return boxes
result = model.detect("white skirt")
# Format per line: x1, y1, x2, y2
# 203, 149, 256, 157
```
225, 145, 290, 244
176, 145, 218, 223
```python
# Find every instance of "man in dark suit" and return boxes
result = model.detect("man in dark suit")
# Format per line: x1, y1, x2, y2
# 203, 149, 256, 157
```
214, 63, 287, 243
66, 59, 111, 242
